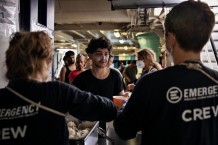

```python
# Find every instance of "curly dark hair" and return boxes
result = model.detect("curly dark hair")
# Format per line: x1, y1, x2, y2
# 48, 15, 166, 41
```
86, 37, 112, 54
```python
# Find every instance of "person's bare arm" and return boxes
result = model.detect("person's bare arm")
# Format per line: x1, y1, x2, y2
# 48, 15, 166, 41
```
69, 78, 75, 84
119, 90, 129, 97
127, 83, 135, 91
153, 62, 162, 70
59, 67, 66, 82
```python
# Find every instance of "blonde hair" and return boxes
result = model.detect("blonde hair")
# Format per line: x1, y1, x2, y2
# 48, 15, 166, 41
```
137, 48, 156, 61
137, 48, 162, 70
75, 53, 86, 71
6, 31, 52, 81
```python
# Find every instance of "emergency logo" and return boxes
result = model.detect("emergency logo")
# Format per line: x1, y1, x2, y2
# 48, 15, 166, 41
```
166, 85, 218, 104
166, 87, 182, 104
0, 103, 40, 120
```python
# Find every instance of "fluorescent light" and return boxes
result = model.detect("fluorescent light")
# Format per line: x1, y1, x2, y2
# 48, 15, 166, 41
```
154, 8, 162, 16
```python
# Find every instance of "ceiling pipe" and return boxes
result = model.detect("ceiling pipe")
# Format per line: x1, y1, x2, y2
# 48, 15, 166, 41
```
71, 30, 86, 39
110, 0, 218, 10
149, 9, 166, 30
87, 30, 98, 38
110, 0, 178, 10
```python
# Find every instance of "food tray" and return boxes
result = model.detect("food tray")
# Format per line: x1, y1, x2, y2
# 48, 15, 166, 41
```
69, 121, 99, 145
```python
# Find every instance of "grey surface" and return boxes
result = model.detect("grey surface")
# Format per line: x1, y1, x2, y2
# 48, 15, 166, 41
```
97, 128, 141, 145
97, 122, 141, 145
0, 36, 9, 88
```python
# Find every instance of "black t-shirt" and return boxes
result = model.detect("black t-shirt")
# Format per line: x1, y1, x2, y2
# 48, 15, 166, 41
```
0, 80, 117, 145
73, 69, 124, 100
114, 62, 218, 145
65, 66, 71, 84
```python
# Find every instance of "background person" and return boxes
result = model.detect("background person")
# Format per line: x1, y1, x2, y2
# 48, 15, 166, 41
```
128, 48, 162, 91
114, 1, 216, 145
137, 48, 162, 76
85, 57, 92, 69
122, 60, 138, 87
68, 53, 86, 84
118, 61, 125, 74
0, 31, 117, 145
59, 50, 76, 84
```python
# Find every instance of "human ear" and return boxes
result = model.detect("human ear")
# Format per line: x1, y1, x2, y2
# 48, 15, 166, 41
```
166, 32, 176, 49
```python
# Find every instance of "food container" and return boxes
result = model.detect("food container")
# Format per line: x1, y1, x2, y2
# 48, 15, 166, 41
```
69, 121, 99, 145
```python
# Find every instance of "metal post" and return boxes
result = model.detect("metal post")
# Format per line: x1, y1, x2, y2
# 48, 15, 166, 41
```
210, 37, 218, 66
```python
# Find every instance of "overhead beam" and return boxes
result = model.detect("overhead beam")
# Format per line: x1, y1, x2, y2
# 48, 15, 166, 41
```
55, 23, 129, 31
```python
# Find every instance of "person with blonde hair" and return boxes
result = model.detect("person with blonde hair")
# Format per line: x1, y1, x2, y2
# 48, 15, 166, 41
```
137, 48, 162, 76
0, 31, 117, 145
128, 48, 162, 91
68, 53, 87, 84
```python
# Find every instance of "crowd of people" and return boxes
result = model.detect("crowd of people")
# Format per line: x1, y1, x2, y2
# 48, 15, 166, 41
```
0, 1, 217, 145
59, 47, 163, 91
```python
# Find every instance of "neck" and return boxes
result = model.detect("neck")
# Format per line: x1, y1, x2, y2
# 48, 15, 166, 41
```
29, 73, 44, 82
173, 46, 201, 65
29, 77, 43, 82
91, 67, 109, 79
68, 64, 76, 71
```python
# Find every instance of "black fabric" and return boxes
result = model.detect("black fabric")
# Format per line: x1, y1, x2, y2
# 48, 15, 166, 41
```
65, 66, 71, 83
137, 67, 158, 82
0, 80, 117, 145
114, 62, 218, 145
73, 68, 124, 130
73, 69, 124, 100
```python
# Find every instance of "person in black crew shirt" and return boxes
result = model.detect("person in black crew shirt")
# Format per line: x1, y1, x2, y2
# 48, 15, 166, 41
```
73, 37, 127, 131
0, 31, 117, 145
114, 1, 217, 145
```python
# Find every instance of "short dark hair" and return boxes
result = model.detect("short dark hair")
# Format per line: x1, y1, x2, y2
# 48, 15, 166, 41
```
63, 55, 67, 61
86, 37, 112, 54
165, 1, 215, 52
65, 50, 75, 57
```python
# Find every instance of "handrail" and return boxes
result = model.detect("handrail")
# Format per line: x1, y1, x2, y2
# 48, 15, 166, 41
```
204, 43, 213, 68
210, 37, 218, 66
